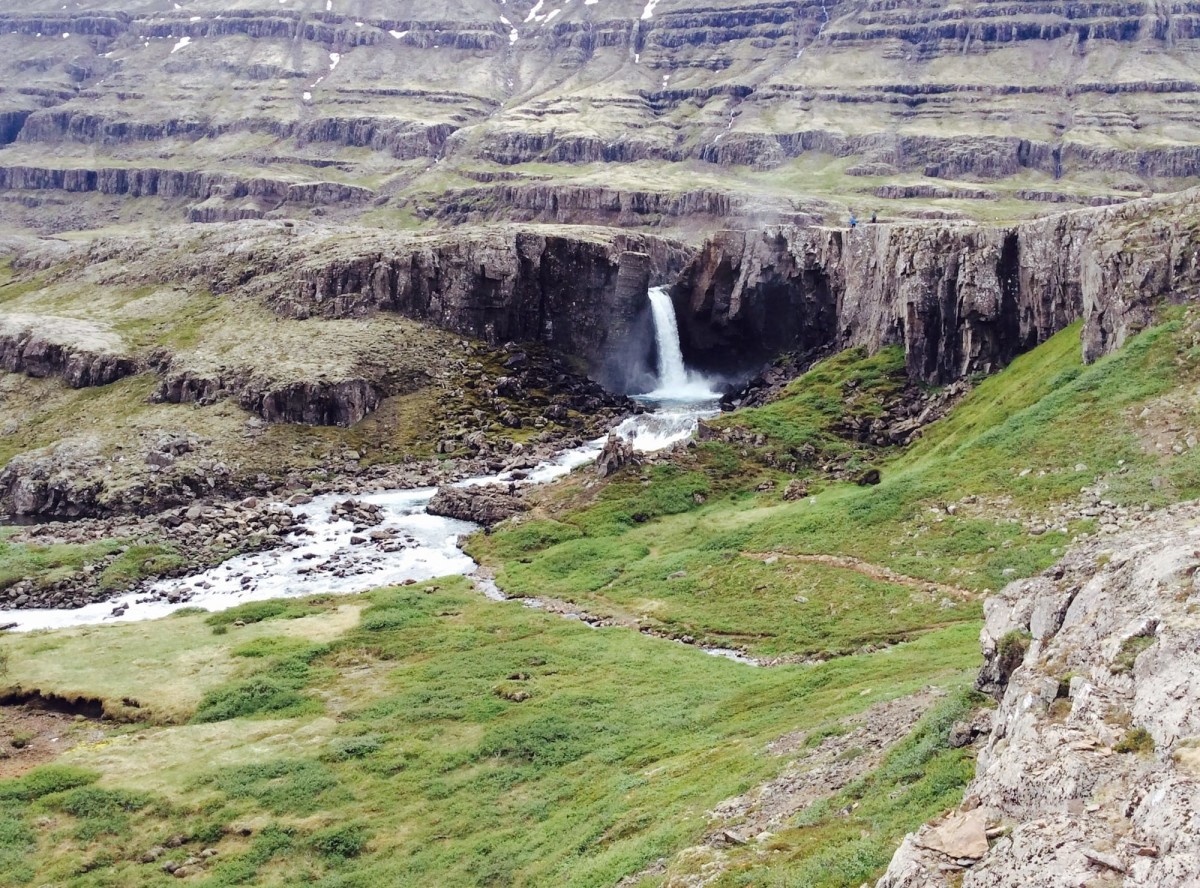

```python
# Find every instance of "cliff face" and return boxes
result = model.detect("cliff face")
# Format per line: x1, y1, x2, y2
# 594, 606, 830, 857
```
212, 227, 668, 391
674, 189, 1200, 382
878, 502, 1200, 887
0, 315, 138, 389
2, 222, 688, 404
0, 165, 374, 222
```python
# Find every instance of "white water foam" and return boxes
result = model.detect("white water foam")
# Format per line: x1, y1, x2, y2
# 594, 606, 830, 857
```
3, 408, 711, 633
4, 283, 730, 633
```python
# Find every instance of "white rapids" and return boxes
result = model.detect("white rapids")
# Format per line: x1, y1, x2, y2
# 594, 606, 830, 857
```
4, 288, 727, 643
643, 287, 720, 402
4, 410, 714, 633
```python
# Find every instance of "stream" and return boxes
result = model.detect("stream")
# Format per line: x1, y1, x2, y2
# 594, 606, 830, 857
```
4, 289, 756, 662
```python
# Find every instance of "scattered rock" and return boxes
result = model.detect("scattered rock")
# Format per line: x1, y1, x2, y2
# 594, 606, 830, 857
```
912, 809, 990, 860
783, 479, 809, 500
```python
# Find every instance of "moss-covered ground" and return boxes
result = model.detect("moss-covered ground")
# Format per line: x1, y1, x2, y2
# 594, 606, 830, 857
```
0, 582, 978, 887
470, 310, 1200, 659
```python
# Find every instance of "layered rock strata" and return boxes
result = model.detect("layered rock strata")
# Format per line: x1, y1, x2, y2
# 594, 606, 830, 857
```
4, 0, 1200, 235
673, 188, 1200, 382
0, 314, 137, 387
27, 222, 683, 392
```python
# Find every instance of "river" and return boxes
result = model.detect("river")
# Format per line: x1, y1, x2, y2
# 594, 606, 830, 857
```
3, 288, 732, 642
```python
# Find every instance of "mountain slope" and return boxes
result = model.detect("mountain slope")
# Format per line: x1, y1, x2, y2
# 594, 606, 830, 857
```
3, 0, 1200, 232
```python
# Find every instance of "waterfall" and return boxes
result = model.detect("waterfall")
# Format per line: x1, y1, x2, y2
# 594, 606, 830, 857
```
645, 286, 717, 401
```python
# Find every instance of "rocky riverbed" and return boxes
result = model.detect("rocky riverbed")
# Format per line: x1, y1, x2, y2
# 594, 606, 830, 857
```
0, 400, 718, 629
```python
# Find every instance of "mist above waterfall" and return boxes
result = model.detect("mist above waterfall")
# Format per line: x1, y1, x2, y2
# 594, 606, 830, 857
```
642, 287, 719, 402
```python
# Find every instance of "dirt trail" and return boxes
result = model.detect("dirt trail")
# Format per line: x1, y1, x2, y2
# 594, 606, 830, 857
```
0, 705, 108, 778
744, 551, 976, 600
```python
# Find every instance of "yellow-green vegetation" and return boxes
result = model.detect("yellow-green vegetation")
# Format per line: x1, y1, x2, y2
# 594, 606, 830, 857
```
0, 600, 360, 723
0, 531, 184, 598
0, 582, 979, 887
1114, 727, 1156, 755
685, 689, 989, 888
709, 344, 908, 468
1111, 635, 1156, 675
7, 308, 1200, 886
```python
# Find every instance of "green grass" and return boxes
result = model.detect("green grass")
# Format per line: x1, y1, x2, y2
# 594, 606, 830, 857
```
0, 579, 979, 887
709, 688, 985, 887
7, 310, 1200, 886
711, 345, 908, 460
97, 543, 186, 592
473, 311, 1200, 660
0, 533, 126, 593
0, 600, 361, 723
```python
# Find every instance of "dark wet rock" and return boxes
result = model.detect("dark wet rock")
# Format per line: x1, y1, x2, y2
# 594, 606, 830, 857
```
0, 315, 137, 387
855, 468, 882, 486
675, 189, 1200, 385
595, 434, 636, 479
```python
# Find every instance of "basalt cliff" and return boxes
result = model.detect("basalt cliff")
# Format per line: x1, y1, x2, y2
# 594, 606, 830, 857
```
673, 188, 1200, 383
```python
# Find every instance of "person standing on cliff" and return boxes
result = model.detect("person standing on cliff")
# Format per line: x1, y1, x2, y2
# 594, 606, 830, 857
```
849, 214, 858, 228
870, 211, 877, 223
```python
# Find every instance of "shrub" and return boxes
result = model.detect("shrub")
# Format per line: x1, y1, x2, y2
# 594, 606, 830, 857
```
53, 787, 151, 818
309, 823, 370, 860
0, 766, 99, 801
211, 759, 339, 816
322, 735, 384, 762
192, 674, 309, 723
479, 714, 588, 767
192, 647, 323, 723
1111, 634, 1155, 674
1114, 727, 1155, 754
205, 600, 292, 628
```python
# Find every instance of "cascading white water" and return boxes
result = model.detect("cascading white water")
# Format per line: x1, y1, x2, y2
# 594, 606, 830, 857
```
647, 286, 689, 391
3, 409, 718, 633
644, 287, 718, 401
3, 288, 724, 634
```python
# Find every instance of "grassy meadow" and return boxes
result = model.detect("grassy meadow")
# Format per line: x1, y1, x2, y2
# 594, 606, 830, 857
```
4, 306, 1200, 885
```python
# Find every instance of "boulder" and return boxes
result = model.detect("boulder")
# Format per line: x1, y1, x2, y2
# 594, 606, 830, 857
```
596, 434, 635, 479
426, 484, 528, 526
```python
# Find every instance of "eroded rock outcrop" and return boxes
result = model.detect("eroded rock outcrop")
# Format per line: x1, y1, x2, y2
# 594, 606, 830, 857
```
426, 484, 528, 526
0, 164, 374, 218
674, 188, 1200, 382
0, 314, 137, 387
878, 503, 1200, 887
81, 222, 683, 391
154, 370, 380, 427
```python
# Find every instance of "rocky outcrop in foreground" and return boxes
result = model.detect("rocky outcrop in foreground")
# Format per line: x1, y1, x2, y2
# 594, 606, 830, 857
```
878, 503, 1200, 887
674, 189, 1200, 383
